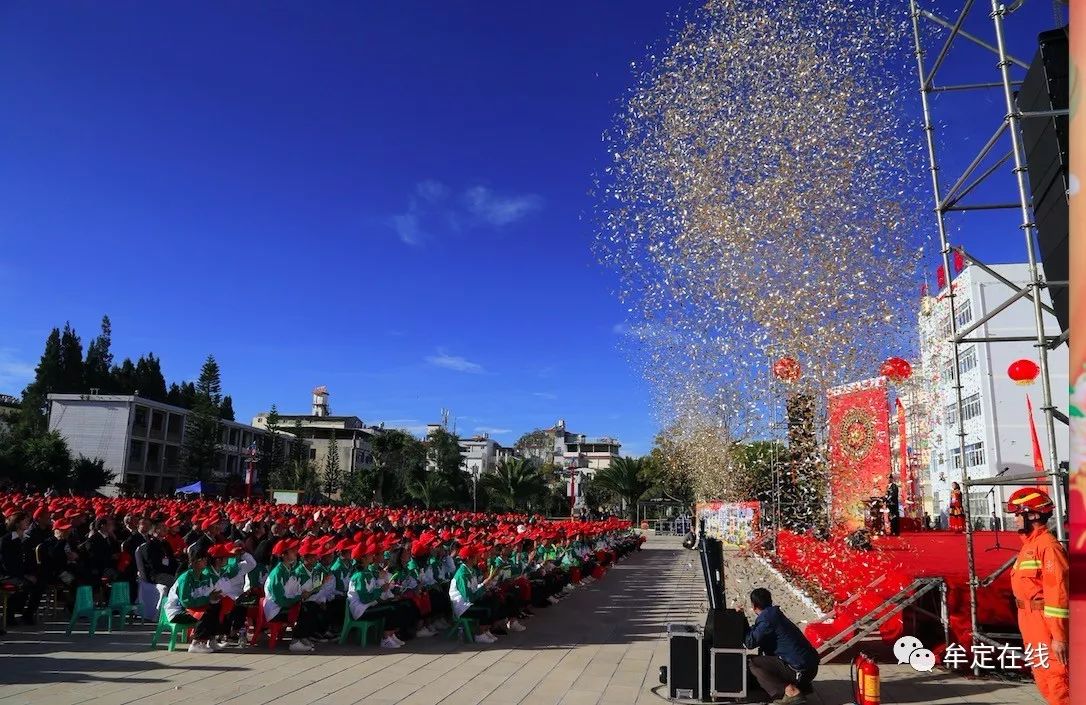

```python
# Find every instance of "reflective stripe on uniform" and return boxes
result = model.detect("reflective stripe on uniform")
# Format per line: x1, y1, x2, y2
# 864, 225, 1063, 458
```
1017, 560, 1042, 569
1043, 605, 1069, 618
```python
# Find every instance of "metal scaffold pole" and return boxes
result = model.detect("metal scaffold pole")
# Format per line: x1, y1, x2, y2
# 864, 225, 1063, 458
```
907, 0, 1069, 671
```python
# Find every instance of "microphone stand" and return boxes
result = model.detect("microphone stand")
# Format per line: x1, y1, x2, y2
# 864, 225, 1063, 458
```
985, 467, 1011, 552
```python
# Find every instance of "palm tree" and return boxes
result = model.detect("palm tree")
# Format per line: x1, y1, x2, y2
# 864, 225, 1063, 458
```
592, 456, 658, 522
482, 457, 547, 511
406, 473, 450, 509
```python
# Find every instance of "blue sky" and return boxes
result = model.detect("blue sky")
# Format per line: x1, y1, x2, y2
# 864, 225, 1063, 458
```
0, 1, 1062, 455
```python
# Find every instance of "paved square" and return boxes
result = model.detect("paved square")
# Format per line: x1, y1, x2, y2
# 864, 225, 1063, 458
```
0, 537, 1041, 705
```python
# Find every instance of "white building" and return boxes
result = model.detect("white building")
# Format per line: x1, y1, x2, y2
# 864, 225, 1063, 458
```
459, 434, 500, 477
918, 263, 1068, 525
549, 419, 622, 473
252, 388, 379, 496
48, 393, 297, 495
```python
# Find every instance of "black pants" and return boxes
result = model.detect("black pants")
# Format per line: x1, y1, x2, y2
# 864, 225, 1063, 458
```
365, 603, 411, 633
325, 597, 346, 630
427, 587, 451, 617
748, 655, 817, 699
463, 595, 504, 625
7, 579, 44, 620
171, 602, 223, 641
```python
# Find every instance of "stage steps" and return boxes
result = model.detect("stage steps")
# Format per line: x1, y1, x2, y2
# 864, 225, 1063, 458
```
817, 577, 947, 663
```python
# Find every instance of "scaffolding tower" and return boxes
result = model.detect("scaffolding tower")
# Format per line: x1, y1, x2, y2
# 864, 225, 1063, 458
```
908, 0, 1069, 667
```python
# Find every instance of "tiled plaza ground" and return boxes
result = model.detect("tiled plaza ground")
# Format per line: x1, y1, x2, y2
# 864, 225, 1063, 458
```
0, 536, 1042, 705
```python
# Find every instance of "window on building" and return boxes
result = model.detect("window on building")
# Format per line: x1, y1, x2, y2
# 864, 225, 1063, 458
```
309, 448, 317, 460
147, 442, 161, 467
133, 406, 148, 434
950, 442, 985, 469
129, 439, 144, 462
959, 346, 977, 374
938, 315, 952, 340
962, 393, 981, 421
151, 411, 164, 432
968, 491, 988, 518
954, 299, 973, 327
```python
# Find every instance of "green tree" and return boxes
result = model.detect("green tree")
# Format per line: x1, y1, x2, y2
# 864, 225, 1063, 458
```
482, 457, 548, 511
134, 354, 168, 401
83, 315, 114, 393
514, 428, 553, 465
22, 431, 73, 491
425, 427, 468, 503
70, 455, 116, 494
368, 429, 424, 504
182, 355, 223, 482
259, 404, 285, 488
406, 473, 450, 509
20, 327, 63, 433
592, 456, 657, 523
58, 322, 84, 394
288, 458, 321, 500
220, 395, 235, 421
111, 358, 138, 395
323, 433, 342, 495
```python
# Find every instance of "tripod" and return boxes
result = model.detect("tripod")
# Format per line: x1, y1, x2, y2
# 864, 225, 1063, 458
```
985, 468, 1014, 552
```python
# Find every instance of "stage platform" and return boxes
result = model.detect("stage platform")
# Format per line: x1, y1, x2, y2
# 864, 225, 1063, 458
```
773, 529, 1020, 658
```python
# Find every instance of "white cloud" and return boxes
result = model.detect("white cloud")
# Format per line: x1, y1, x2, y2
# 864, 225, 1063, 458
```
475, 426, 512, 435
416, 179, 448, 202
0, 349, 34, 395
425, 349, 484, 374
389, 212, 423, 246
463, 186, 542, 226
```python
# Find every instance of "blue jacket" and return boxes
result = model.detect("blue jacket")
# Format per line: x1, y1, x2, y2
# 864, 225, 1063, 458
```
744, 605, 819, 672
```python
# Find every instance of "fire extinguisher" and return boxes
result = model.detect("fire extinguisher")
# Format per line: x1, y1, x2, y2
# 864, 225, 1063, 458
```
852, 652, 880, 705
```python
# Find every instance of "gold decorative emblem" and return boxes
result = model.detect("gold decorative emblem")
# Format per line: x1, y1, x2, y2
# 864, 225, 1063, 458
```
841, 408, 875, 460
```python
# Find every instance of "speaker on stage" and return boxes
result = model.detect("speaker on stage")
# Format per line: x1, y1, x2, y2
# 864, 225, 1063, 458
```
1019, 26, 1069, 334
666, 624, 703, 700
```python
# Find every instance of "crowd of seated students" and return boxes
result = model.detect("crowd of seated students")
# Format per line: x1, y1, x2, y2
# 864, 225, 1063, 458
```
0, 494, 644, 652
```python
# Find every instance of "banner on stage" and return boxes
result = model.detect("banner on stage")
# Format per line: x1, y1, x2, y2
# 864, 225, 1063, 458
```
695, 500, 759, 548
828, 376, 891, 528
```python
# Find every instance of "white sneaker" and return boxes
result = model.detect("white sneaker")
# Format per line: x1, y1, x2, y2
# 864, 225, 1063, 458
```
289, 640, 313, 653
475, 631, 497, 643
391, 634, 405, 646
417, 626, 436, 637
506, 620, 526, 633
547, 595, 561, 605
187, 641, 213, 654
301, 638, 316, 648
381, 636, 402, 648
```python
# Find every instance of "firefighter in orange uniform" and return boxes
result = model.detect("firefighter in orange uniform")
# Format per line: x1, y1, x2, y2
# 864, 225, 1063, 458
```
1007, 488, 1068, 705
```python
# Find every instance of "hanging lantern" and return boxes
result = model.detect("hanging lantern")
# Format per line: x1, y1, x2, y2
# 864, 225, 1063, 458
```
1008, 359, 1040, 386
879, 357, 913, 384
773, 356, 801, 383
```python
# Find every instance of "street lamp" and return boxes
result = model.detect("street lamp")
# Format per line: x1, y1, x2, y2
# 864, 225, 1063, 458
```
471, 466, 479, 512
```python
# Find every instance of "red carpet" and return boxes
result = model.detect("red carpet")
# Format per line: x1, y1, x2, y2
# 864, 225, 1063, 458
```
773, 530, 1018, 657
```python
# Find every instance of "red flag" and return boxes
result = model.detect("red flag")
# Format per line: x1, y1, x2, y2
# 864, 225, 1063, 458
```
953, 249, 965, 273
1026, 395, 1046, 486
936, 265, 947, 290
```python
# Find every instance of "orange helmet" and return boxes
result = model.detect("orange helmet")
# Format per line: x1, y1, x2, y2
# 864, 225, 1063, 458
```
1005, 488, 1054, 515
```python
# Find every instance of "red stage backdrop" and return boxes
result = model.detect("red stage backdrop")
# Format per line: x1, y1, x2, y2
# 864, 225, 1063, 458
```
828, 377, 891, 528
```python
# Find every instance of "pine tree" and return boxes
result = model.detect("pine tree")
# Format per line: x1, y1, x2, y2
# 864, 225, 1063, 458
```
323, 432, 342, 495
260, 404, 284, 489
111, 359, 138, 395
220, 395, 235, 421
83, 315, 114, 393
134, 354, 168, 401
20, 327, 63, 432
166, 383, 183, 407
182, 355, 223, 483
58, 322, 84, 393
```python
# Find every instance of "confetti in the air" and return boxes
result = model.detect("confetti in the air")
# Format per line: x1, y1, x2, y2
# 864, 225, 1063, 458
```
595, 0, 929, 497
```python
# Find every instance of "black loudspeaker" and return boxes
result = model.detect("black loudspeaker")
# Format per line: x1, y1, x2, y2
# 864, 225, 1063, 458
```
705, 608, 749, 649
699, 537, 725, 610
1019, 26, 1069, 334
709, 648, 748, 698
667, 624, 703, 700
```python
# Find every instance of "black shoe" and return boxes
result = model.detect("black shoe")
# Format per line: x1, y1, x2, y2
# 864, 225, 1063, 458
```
491, 627, 508, 636
20, 614, 36, 626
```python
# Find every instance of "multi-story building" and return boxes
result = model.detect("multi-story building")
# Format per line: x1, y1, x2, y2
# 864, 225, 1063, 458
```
918, 263, 1068, 524
48, 393, 296, 495
549, 419, 622, 472
251, 387, 380, 496
459, 434, 499, 477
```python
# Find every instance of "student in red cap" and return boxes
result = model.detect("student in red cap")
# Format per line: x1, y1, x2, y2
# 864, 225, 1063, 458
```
1, 511, 43, 625
449, 543, 503, 643
263, 539, 319, 652
164, 544, 224, 653
207, 542, 255, 647
35, 518, 80, 613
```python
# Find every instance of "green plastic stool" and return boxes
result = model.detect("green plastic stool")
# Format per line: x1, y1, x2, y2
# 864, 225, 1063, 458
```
66, 585, 112, 635
107, 582, 140, 629
150, 596, 191, 652
338, 604, 385, 646
447, 615, 478, 643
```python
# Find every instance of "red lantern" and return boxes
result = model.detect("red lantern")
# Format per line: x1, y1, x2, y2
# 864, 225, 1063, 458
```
1008, 359, 1040, 386
879, 357, 912, 384
773, 356, 801, 383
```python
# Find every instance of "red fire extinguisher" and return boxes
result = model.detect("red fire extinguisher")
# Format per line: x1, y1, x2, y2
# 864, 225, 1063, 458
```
852, 652, 880, 705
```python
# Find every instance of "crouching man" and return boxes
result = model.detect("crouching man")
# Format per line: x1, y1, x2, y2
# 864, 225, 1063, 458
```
739, 588, 819, 705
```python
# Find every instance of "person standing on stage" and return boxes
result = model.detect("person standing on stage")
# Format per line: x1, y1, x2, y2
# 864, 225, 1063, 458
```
1006, 488, 1068, 705
885, 477, 900, 536
948, 482, 966, 532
